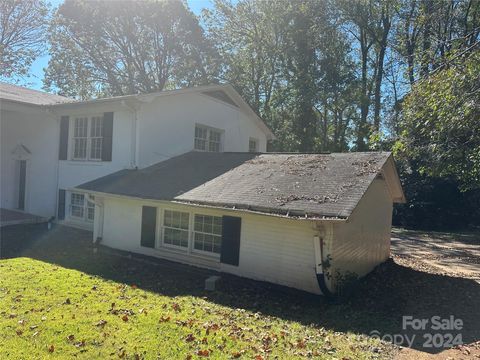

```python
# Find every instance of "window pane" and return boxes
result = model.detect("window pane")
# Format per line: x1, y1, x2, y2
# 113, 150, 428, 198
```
193, 214, 222, 254
70, 193, 85, 218
163, 210, 189, 248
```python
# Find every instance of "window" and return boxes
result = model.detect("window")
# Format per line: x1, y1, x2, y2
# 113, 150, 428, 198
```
194, 125, 223, 152
194, 214, 222, 254
70, 193, 95, 222
249, 138, 258, 152
162, 210, 189, 248
72, 116, 103, 160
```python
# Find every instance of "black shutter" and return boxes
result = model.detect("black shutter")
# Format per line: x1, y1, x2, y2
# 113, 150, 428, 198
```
220, 216, 242, 266
141, 206, 157, 248
58, 189, 66, 220
59, 116, 69, 160
102, 112, 113, 161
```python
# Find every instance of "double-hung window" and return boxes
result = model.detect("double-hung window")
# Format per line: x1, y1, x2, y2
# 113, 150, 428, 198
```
162, 210, 189, 248
72, 116, 103, 160
70, 193, 95, 222
194, 125, 223, 152
193, 214, 222, 255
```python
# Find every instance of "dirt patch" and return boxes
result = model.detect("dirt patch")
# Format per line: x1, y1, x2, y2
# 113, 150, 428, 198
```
388, 229, 480, 359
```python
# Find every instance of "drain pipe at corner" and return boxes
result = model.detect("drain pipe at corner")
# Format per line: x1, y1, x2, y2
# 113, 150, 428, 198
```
313, 234, 335, 298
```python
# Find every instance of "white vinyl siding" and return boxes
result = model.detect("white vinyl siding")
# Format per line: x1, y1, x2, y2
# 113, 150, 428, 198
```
194, 124, 223, 152
100, 198, 322, 294
72, 116, 103, 160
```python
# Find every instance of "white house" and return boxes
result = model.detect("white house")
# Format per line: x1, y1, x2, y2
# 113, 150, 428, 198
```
75, 151, 405, 295
1, 82, 273, 229
1, 82, 405, 296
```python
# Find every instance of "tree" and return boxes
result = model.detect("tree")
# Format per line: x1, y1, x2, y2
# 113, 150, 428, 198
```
395, 48, 480, 192
0, 0, 49, 80
44, 0, 218, 99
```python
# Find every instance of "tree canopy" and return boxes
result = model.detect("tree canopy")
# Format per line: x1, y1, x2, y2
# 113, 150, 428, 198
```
0, 0, 49, 80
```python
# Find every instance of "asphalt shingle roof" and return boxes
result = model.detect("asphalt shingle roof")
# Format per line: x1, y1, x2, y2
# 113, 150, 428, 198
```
0, 82, 70, 105
77, 151, 392, 219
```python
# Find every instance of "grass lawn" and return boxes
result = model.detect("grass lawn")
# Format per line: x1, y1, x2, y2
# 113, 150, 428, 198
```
0, 225, 391, 359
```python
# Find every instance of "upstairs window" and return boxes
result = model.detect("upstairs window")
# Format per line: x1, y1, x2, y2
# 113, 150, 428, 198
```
249, 138, 258, 152
72, 116, 104, 160
194, 125, 223, 152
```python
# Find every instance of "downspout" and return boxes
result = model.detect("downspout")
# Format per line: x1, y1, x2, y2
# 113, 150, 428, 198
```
313, 234, 335, 298
87, 194, 104, 244
121, 100, 139, 169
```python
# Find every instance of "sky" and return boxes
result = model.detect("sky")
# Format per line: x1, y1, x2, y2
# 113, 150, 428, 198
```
25, 0, 214, 91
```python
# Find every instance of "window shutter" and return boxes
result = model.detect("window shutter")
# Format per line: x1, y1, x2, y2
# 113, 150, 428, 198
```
58, 189, 66, 220
59, 116, 69, 160
220, 216, 242, 266
102, 112, 113, 161
141, 206, 156, 248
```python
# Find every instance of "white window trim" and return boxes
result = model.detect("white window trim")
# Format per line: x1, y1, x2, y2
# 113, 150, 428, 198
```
159, 208, 190, 251
70, 115, 104, 161
68, 192, 95, 223
153, 207, 221, 259
194, 124, 224, 152
192, 214, 222, 257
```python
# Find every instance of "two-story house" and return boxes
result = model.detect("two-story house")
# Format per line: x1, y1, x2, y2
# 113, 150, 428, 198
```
1, 82, 273, 230
1, 82, 405, 296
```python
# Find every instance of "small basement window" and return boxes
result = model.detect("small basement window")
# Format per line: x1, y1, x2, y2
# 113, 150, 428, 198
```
70, 192, 95, 222
193, 214, 222, 255
162, 210, 189, 248
194, 124, 223, 152
249, 138, 258, 152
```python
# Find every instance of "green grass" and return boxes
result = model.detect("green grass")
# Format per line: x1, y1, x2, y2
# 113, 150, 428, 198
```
0, 257, 387, 359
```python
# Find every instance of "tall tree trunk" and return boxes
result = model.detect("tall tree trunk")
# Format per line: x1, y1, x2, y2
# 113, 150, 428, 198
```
373, 8, 391, 131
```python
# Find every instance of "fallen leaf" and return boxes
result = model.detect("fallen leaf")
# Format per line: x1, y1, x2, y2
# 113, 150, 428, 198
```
159, 316, 171, 323
95, 320, 107, 327
185, 333, 195, 342
16, 329, 23, 336
232, 352, 242, 358
67, 334, 75, 341
197, 349, 210, 357
172, 303, 181, 312
122, 314, 129, 322
63, 298, 71, 305
48, 344, 54, 353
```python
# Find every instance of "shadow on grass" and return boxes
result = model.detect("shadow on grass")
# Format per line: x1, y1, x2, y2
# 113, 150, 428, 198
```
2, 223, 479, 354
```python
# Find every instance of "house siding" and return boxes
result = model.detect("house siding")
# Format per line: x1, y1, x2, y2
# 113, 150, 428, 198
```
98, 196, 322, 295
0, 106, 58, 217
330, 178, 393, 287
137, 93, 268, 168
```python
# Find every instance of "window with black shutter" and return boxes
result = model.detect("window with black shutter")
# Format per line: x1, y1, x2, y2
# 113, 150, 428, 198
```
141, 206, 157, 248
220, 216, 241, 266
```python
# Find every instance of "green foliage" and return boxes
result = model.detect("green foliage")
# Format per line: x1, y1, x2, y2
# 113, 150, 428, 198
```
44, 0, 218, 99
0, 0, 49, 80
396, 49, 480, 192
0, 257, 386, 359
